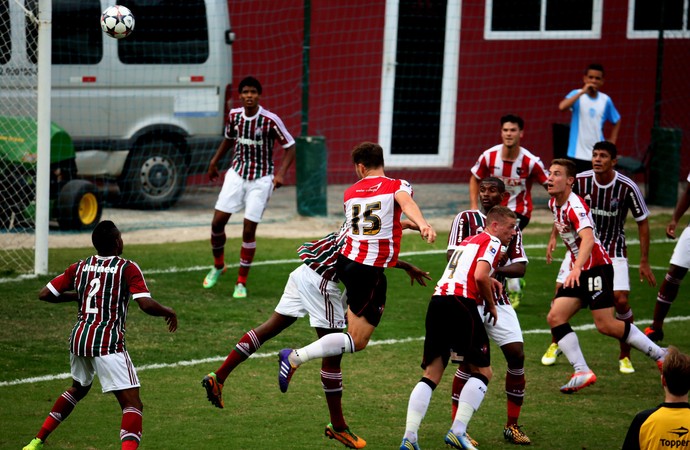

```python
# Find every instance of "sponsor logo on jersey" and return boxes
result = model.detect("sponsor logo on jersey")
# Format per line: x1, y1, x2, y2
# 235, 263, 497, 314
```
356, 182, 383, 193
237, 137, 262, 146
669, 426, 689, 438
83, 264, 118, 274
591, 207, 619, 217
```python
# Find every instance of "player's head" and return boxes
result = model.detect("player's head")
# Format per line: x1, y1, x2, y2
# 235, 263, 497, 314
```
592, 141, 617, 174
486, 205, 517, 245
662, 346, 690, 397
583, 63, 605, 91
92, 220, 123, 256
547, 158, 576, 197
479, 177, 508, 213
352, 142, 384, 172
500, 114, 524, 130
592, 140, 617, 159
238, 76, 262, 95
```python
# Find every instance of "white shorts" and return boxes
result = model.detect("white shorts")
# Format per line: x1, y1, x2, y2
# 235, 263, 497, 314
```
556, 254, 630, 291
214, 169, 274, 223
70, 351, 140, 393
670, 227, 690, 269
478, 302, 523, 347
274, 265, 347, 329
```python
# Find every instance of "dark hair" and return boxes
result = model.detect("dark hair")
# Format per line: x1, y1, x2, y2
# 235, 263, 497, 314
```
551, 158, 577, 178
351, 142, 384, 169
500, 114, 524, 130
91, 220, 120, 255
585, 63, 605, 76
480, 176, 506, 193
593, 141, 617, 159
663, 346, 690, 396
238, 76, 262, 95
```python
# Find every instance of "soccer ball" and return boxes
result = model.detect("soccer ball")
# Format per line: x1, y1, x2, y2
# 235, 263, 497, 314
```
100, 5, 135, 39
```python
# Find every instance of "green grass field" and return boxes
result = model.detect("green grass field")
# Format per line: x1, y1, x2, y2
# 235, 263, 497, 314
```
1, 213, 689, 450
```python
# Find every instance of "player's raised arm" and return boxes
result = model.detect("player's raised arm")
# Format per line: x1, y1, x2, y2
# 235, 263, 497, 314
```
395, 190, 436, 243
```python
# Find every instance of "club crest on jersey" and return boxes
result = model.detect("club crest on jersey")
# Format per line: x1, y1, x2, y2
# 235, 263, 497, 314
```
610, 198, 619, 210
516, 167, 523, 175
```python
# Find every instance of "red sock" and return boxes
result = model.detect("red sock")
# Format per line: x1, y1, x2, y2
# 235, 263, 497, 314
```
505, 367, 525, 426
237, 241, 256, 285
120, 407, 142, 449
37, 390, 79, 441
451, 367, 470, 420
215, 329, 261, 382
321, 368, 346, 430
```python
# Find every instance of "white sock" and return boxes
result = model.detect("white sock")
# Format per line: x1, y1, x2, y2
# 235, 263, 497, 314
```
507, 278, 521, 292
403, 382, 433, 442
626, 324, 665, 360
557, 331, 590, 373
291, 332, 355, 366
451, 377, 487, 435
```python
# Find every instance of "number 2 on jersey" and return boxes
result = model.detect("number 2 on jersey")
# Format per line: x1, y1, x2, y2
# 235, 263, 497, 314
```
84, 278, 101, 314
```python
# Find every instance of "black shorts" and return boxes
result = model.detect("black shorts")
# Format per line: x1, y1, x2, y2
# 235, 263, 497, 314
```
421, 295, 491, 369
336, 254, 387, 327
555, 264, 615, 310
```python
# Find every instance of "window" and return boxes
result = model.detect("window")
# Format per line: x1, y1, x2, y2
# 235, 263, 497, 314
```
627, 0, 690, 38
485, 0, 603, 39
52, 0, 103, 64
118, 0, 209, 64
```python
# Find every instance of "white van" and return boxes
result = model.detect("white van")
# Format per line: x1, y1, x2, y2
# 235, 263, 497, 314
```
0, 0, 233, 208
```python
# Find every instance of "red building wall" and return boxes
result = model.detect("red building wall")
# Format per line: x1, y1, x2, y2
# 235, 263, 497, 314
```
228, 1, 689, 186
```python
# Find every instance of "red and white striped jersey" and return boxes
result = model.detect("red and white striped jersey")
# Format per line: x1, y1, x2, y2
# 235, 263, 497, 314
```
340, 176, 412, 267
224, 105, 295, 180
470, 145, 549, 218
434, 232, 503, 303
573, 170, 649, 258
46, 255, 151, 357
447, 209, 528, 305
549, 192, 612, 270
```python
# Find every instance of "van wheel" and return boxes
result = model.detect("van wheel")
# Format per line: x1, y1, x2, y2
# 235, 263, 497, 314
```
119, 139, 187, 209
56, 180, 103, 230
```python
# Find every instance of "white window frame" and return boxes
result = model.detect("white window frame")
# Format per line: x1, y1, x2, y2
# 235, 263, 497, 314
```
627, 0, 690, 39
378, 0, 460, 168
484, 0, 603, 40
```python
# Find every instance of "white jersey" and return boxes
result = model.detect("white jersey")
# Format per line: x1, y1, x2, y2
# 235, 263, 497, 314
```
565, 90, 620, 161
434, 231, 502, 303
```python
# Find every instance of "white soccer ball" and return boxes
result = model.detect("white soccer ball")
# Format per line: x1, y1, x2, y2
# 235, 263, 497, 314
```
100, 5, 135, 39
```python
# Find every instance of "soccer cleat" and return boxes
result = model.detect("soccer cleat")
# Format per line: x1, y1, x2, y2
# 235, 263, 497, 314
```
560, 370, 597, 394
464, 432, 479, 447
278, 348, 297, 393
233, 283, 247, 299
325, 423, 367, 449
508, 278, 526, 309
504, 424, 531, 445
23, 438, 44, 450
203, 265, 226, 288
444, 430, 478, 449
619, 357, 635, 374
541, 343, 562, 366
201, 372, 224, 408
400, 437, 421, 450
644, 326, 664, 342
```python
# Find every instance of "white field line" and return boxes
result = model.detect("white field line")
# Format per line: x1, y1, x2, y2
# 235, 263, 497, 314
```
0, 238, 676, 283
2, 315, 689, 388
0, 237, 679, 386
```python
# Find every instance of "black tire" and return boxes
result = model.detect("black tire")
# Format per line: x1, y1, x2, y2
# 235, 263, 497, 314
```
118, 138, 187, 209
56, 180, 103, 230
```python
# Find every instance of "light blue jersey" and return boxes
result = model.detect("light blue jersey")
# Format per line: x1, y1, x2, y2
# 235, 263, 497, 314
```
566, 89, 620, 161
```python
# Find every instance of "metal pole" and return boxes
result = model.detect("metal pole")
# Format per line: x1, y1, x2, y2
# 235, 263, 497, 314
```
301, 0, 311, 136
34, 0, 52, 275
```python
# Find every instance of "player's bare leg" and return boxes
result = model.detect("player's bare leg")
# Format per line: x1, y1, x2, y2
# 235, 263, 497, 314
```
646, 265, 688, 341
614, 291, 635, 373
